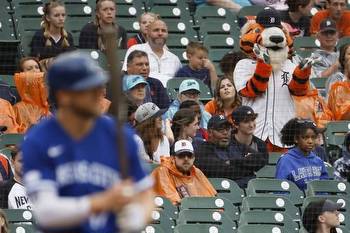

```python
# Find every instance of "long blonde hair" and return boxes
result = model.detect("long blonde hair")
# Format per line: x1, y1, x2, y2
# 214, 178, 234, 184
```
42, 0, 70, 48
95, 0, 117, 51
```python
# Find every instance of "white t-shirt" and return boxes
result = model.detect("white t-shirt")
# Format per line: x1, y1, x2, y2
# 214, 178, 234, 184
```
8, 182, 32, 210
122, 42, 182, 87
134, 134, 170, 163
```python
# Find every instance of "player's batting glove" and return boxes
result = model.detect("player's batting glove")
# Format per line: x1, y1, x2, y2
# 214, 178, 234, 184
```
299, 55, 322, 70
253, 43, 270, 64
118, 203, 146, 233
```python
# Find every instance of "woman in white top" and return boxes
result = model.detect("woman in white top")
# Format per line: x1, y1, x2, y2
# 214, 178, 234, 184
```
134, 103, 170, 163
171, 109, 200, 142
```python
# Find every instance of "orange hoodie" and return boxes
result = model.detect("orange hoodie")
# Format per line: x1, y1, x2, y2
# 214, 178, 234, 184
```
152, 157, 217, 205
13, 72, 50, 133
0, 99, 20, 133
293, 89, 334, 128
328, 81, 350, 120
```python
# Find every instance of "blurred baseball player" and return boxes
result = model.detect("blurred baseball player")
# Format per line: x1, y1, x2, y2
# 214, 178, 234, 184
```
21, 51, 154, 233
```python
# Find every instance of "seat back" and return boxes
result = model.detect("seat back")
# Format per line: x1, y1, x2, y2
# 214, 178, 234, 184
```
0, 134, 24, 149
208, 178, 245, 206
153, 196, 178, 220
174, 224, 227, 233
237, 225, 286, 233
255, 165, 276, 179
306, 180, 350, 198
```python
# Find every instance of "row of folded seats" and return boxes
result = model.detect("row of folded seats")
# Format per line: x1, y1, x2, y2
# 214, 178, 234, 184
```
4, 177, 350, 233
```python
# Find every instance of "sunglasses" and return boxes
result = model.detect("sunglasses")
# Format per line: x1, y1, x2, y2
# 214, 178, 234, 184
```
176, 153, 194, 159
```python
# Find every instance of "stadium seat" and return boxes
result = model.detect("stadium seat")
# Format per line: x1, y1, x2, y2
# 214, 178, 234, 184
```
310, 78, 326, 89
150, 210, 175, 232
199, 21, 240, 37
143, 224, 166, 233
237, 225, 286, 233
293, 37, 319, 51
195, 5, 237, 25
208, 178, 245, 206
3, 209, 33, 223
179, 197, 240, 222
246, 178, 305, 206
203, 35, 238, 54
0, 147, 12, 159
268, 152, 283, 165
153, 196, 178, 220
151, 5, 191, 22
78, 49, 108, 70
166, 77, 212, 102
116, 4, 140, 19
170, 48, 188, 63
177, 209, 237, 232
118, 18, 140, 37
326, 166, 335, 179
0, 75, 16, 87
306, 180, 350, 198
337, 36, 350, 50
255, 165, 276, 179
174, 224, 227, 233
13, 3, 44, 19
166, 34, 192, 50
238, 210, 299, 232
0, 134, 23, 149
325, 121, 350, 161
241, 196, 300, 220
237, 5, 265, 18
302, 196, 350, 212
9, 224, 36, 233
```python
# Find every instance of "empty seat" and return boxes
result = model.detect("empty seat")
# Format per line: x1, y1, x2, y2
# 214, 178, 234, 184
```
195, 5, 237, 24
255, 165, 276, 179
174, 224, 227, 233
153, 196, 178, 220
150, 210, 175, 232
238, 224, 286, 233
306, 180, 350, 199
0, 134, 23, 149
3, 209, 33, 223
208, 178, 245, 206
268, 152, 283, 165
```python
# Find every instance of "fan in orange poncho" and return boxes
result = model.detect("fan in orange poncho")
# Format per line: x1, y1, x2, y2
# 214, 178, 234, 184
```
328, 79, 350, 120
13, 72, 51, 133
151, 140, 216, 205
0, 99, 20, 133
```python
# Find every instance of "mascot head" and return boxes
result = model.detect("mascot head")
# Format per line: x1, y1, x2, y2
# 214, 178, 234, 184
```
240, 8, 293, 71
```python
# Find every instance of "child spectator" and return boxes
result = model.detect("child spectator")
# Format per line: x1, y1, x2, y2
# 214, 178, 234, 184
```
127, 13, 159, 48
175, 42, 218, 91
152, 140, 216, 205
123, 75, 150, 106
135, 103, 170, 163
334, 132, 350, 182
205, 77, 241, 124
79, 0, 127, 50
172, 109, 200, 143
275, 118, 328, 190
30, 0, 74, 60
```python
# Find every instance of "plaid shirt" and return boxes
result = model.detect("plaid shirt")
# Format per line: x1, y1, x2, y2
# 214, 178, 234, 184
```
334, 150, 350, 181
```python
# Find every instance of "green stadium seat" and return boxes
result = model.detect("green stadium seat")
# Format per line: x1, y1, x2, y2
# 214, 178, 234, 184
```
143, 224, 166, 233
239, 210, 299, 232
62, 0, 96, 7
150, 210, 175, 232
166, 77, 212, 102
339, 211, 350, 227
163, 20, 197, 39
153, 196, 178, 220
177, 209, 237, 232
337, 36, 350, 50
237, 5, 265, 18
195, 5, 237, 24
118, 18, 139, 37
0, 134, 23, 149
208, 178, 245, 206
241, 196, 300, 220
310, 78, 327, 89
203, 35, 237, 50
116, 4, 139, 19
246, 178, 305, 206
3, 209, 33, 223
9, 224, 36, 233
293, 37, 319, 51
0, 147, 12, 159
179, 197, 240, 222
0, 75, 16, 87
174, 224, 227, 233
326, 166, 335, 179
237, 225, 286, 233
306, 180, 350, 198
170, 49, 188, 63
302, 196, 350, 212
13, 4, 44, 19
255, 165, 276, 179
268, 152, 283, 165
78, 49, 108, 69
151, 5, 191, 23
166, 34, 192, 49
208, 49, 228, 64
199, 21, 240, 37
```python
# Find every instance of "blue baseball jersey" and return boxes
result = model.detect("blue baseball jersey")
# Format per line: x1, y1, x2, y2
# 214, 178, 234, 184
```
22, 116, 152, 233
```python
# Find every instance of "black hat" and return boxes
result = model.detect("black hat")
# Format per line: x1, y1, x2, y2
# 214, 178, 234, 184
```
207, 115, 231, 130
319, 18, 337, 33
256, 7, 282, 28
232, 106, 258, 124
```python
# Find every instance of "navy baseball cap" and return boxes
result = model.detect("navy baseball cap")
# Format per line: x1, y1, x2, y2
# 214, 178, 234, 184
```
207, 115, 231, 129
232, 106, 258, 123
319, 18, 337, 33
47, 51, 109, 91
256, 7, 282, 28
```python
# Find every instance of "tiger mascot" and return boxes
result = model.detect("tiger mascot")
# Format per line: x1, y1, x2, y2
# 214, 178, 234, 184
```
233, 8, 316, 151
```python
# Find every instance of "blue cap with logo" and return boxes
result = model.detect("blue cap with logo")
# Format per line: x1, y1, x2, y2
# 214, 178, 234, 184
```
123, 75, 148, 91
179, 79, 201, 94
256, 7, 282, 28
47, 51, 109, 91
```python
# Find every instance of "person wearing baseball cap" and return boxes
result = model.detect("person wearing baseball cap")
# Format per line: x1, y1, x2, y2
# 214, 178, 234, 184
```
123, 75, 150, 106
165, 79, 211, 129
134, 103, 170, 163
256, 7, 282, 28
21, 51, 155, 233
152, 139, 216, 205
302, 199, 342, 233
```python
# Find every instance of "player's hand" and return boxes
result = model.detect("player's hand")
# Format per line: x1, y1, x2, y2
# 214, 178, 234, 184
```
253, 44, 270, 64
118, 203, 147, 232
203, 59, 215, 71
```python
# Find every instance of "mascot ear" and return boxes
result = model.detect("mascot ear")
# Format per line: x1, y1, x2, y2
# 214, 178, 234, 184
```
240, 22, 264, 58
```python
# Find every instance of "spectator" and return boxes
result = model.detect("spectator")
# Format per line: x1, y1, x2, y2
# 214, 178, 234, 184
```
194, 115, 267, 188
122, 20, 182, 87
126, 50, 170, 109
79, 0, 127, 50
126, 98, 138, 127
250, 0, 288, 10
302, 199, 341, 233
327, 70, 350, 120
123, 75, 150, 106
127, 13, 159, 48
232, 106, 268, 155
195, 0, 247, 12
175, 42, 218, 91
220, 51, 247, 80
334, 132, 350, 181
205, 77, 241, 124
275, 118, 328, 190
179, 100, 209, 141
171, 109, 200, 142
311, 19, 340, 82
310, 0, 350, 37
98, 87, 110, 114
135, 103, 170, 163
0, 99, 20, 133
0, 210, 9, 233
0, 149, 13, 182
13, 72, 51, 133
19, 57, 41, 73
30, 0, 74, 60
152, 140, 217, 205
165, 79, 211, 129
0, 146, 31, 209
281, 0, 313, 37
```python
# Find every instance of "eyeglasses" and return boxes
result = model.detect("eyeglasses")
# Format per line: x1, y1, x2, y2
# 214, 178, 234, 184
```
176, 153, 194, 159
182, 91, 200, 98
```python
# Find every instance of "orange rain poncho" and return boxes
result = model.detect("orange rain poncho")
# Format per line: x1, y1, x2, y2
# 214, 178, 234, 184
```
0, 99, 20, 133
293, 89, 334, 128
152, 157, 217, 205
13, 72, 50, 133
328, 81, 350, 120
